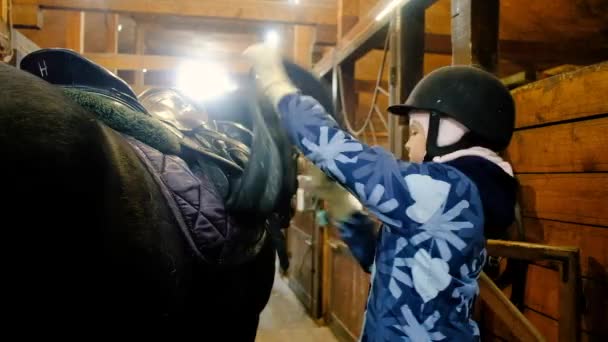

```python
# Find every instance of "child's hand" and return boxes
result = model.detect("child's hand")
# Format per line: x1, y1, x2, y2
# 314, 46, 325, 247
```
242, 43, 297, 110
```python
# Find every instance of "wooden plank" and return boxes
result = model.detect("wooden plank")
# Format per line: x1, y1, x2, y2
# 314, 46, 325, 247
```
64, 10, 83, 53
337, 0, 358, 39
524, 309, 559, 342
524, 218, 608, 279
1, 0, 8, 23
425, 32, 608, 66
316, 25, 336, 46
486, 239, 578, 261
518, 173, 608, 227
82, 53, 249, 73
313, 0, 438, 77
341, 60, 359, 131
327, 239, 370, 339
12, 29, 40, 55
524, 265, 607, 337
523, 310, 598, 342
287, 225, 314, 310
134, 24, 145, 87
425, 0, 608, 46
501, 70, 536, 89
14, 0, 337, 25
0, 0, 9, 61
507, 117, 608, 173
397, 4, 425, 106
512, 62, 608, 128
291, 211, 315, 237
293, 25, 315, 69
13, 4, 43, 29
479, 272, 546, 342
104, 13, 118, 53
451, 0, 499, 72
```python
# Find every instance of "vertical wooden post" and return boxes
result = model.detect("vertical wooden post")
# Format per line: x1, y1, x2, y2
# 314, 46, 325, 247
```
105, 14, 119, 53
105, 13, 119, 74
389, 4, 425, 158
134, 23, 145, 88
341, 60, 358, 129
337, 0, 358, 38
280, 25, 294, 61
1, 0, 8, 23
451, 0, 499, 73
293, 25, 315, 69
336, 0, 358, 132
0, 0, 9, 61
65, 10, 84, 53
559, 253, 580, 342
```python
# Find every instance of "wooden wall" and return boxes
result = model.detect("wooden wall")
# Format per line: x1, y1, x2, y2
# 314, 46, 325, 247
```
480, 61, 608, 341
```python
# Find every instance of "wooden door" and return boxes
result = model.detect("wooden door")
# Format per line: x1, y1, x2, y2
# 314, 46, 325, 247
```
324, 225, 371, 342
287, 210, 316, 311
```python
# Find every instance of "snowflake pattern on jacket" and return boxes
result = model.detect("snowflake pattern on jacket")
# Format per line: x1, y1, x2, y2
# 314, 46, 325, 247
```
278, 94, 486, 341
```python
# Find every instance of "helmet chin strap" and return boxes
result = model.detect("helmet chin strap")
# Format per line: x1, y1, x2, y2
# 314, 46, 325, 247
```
423, 111, 476, 162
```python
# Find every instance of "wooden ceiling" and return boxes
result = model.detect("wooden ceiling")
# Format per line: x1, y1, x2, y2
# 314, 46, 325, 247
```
13, 0, 608, 89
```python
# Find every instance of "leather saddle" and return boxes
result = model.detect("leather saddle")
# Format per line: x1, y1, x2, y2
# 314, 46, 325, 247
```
20, 48, 286, 218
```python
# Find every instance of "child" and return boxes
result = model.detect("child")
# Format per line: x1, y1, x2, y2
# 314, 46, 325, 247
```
244, 44, 517, 341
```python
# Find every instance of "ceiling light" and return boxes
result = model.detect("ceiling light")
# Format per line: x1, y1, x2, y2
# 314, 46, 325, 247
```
375, 0, 410, 21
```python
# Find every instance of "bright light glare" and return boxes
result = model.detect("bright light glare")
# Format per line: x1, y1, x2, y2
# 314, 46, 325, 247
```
117, 24, 123, 32
176, 61, 238, 101
375, 0, 409, 21
264, 30, 280, 47
291, 0, 300, 4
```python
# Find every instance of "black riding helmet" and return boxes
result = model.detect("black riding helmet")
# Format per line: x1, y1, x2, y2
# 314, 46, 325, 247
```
388, 65, 515, 160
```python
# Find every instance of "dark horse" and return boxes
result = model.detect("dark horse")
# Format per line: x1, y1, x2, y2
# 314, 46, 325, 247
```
0, 51, 334, 337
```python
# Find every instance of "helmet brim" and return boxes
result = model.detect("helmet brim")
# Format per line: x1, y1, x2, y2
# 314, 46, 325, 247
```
387, 104, 421, 116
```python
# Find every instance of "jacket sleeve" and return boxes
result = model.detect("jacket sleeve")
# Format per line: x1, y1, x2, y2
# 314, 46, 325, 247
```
336, 211, 377, 273
277, 92, 485, 266
278, 93, 426, 230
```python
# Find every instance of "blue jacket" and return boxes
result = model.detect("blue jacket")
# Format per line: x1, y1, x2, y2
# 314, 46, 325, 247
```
278, 93, 515, 341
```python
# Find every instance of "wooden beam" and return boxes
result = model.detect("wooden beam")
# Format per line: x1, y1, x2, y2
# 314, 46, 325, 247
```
1, 0, 8, 23
396, 5, 425, 109
511, 61, 608, 128
13, 4, 43, 29
14, 0, 337, 25
316, 25, 336, 46
293, 25, 315, 69
313, 0, 438, 77
340, 60, 358, 131
337, 0, 358, 39
143, 29, 255, 58
83, 53, 249, 73
105, 13, 118, 53
479, 272, 546, 342
134, 24, 145, 86
64, 10, 84, 53
451, 0, 499, 73
388, 3, 425, 157
486, 239, 579, 261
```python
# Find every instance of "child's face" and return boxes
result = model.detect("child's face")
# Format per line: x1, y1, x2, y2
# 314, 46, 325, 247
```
405, 114, 428, 163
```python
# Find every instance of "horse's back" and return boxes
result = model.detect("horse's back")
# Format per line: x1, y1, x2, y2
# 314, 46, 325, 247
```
0, 63, 194, 324
0, 64, 276, 334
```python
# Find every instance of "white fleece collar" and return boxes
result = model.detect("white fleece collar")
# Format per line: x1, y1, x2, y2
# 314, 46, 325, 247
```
432, 146, 514, 177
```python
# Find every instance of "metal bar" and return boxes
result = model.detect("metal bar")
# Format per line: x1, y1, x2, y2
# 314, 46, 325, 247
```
368, 116, 379, 146
377, 86, 390, 97
374, 104, 390, 131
